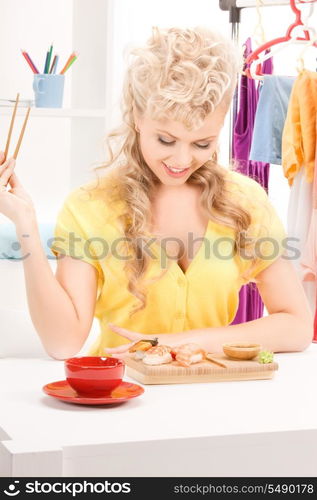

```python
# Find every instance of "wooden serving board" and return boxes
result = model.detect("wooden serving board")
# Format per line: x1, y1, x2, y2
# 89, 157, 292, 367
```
126, 354, 278, 385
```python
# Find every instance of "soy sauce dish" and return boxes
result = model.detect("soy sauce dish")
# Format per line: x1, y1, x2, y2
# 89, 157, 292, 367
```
222, 343, 262, 360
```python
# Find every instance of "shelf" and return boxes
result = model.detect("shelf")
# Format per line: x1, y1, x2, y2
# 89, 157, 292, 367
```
0, 107, 106, 118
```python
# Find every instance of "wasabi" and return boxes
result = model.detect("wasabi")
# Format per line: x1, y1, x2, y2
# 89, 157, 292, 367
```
258, 350, 274, 364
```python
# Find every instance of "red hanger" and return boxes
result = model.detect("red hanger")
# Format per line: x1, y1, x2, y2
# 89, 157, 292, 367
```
245, 0, 317, 78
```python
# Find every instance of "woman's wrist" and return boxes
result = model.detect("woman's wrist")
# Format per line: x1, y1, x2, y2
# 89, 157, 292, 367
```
14, 208, 38, 234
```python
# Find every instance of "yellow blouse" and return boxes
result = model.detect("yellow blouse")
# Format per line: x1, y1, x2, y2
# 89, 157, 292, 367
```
50, 169, 287, 356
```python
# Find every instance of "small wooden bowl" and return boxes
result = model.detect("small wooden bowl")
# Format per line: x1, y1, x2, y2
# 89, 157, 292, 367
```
222, 343, 262, 360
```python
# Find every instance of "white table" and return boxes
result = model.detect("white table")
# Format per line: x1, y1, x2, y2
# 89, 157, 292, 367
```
1, 345, 317, 477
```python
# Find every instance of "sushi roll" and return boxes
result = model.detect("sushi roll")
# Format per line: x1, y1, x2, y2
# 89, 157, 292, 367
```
172, 343, 205, 367
142, 345, 173, 365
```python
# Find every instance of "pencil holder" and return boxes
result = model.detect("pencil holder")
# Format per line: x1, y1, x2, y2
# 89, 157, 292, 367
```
33, 74, 65, 108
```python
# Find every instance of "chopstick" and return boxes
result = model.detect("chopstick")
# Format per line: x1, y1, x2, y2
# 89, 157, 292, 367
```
13, 107, 31, 159
205, 353, 227, 368
4, 93, 20, 161
1, 94, 31, 179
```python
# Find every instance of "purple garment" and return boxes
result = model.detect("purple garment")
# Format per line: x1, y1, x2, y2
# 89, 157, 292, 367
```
230, 38, 273, 325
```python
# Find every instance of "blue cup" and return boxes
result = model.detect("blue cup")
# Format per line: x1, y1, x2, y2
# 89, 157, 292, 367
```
33, 74, 65, 108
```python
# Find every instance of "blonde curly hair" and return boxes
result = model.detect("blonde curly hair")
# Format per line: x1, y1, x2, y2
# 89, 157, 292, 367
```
88, 26, 267, 316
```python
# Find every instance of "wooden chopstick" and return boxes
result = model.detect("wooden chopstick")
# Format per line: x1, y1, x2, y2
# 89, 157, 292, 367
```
13, 107, 31, 160
4, 93, 20, 161
205, 353, 227, 368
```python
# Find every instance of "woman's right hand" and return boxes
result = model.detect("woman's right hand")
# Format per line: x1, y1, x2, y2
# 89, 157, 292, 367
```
0, 151, 36, 225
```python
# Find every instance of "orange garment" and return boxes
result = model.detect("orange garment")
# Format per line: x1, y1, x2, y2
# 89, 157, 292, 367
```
282, 70, 317, 187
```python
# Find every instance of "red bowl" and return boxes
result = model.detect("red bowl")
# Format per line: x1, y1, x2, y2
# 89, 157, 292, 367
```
65, 356, 125, 397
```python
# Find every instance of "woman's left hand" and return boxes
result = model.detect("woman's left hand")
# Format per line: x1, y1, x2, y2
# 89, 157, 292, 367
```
104, 323, 159, 357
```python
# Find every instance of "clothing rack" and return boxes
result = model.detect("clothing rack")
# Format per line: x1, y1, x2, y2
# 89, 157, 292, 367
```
220, 0, 310, 19
221, 0, 295, 7
220, 1, 316, 24
219, 0, 315, 159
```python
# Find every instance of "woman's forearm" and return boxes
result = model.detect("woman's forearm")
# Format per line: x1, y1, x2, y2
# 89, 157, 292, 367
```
14, 214, 85, 358
159, 313, 314, 353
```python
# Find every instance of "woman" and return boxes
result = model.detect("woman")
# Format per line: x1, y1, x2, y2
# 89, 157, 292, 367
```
0, 27, 313, 359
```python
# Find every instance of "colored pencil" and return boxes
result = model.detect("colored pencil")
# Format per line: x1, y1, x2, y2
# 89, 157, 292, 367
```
52, 55, 59, 74
4, 93, 20, 161
21, 50, 39, 74
62, 55, 77, 74
49, 54, 58, 74
46, 44, 53, 74
43, 50, 49, 73
60, 52, 76, 74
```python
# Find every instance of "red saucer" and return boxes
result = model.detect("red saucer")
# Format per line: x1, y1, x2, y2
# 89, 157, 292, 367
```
43, 380, 144, 405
